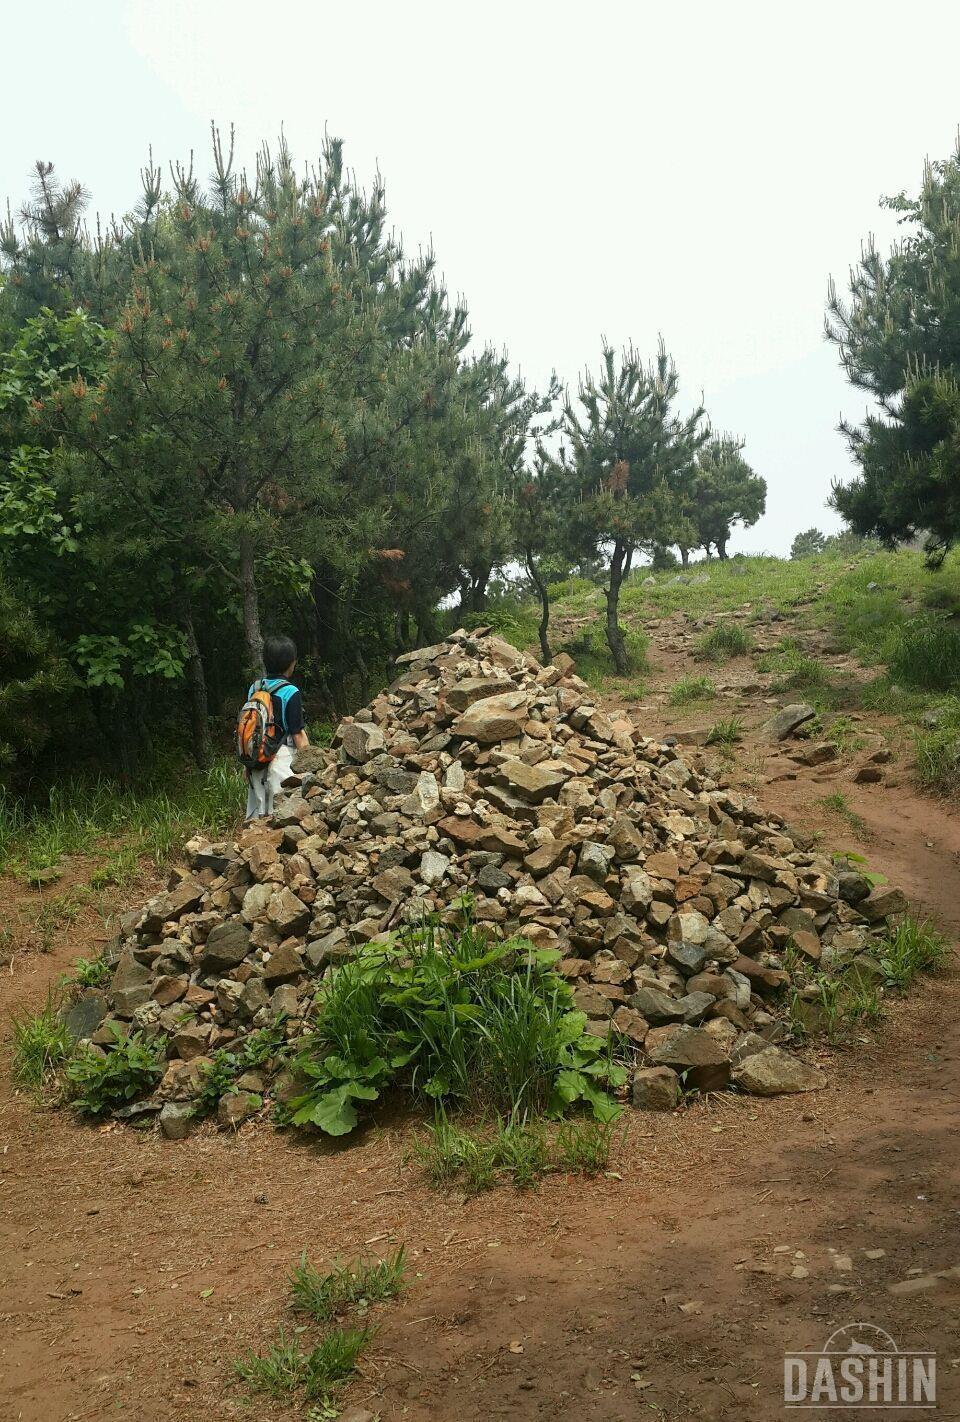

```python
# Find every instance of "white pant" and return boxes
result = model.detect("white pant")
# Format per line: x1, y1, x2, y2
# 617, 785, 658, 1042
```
245, 743, 294, 820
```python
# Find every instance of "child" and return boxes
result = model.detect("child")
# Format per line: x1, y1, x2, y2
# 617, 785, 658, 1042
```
244, 635, 310, 821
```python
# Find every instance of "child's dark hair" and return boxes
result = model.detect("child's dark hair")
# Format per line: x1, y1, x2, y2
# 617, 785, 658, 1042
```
263, 635, 297, 677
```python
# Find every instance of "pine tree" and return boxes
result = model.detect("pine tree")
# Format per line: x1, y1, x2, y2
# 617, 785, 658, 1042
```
561, 342, 707, 671
827, 140, 960, 561
683, 435, 766, 558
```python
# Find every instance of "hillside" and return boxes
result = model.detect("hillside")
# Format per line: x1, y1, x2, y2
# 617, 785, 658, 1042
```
1, 548, 958, 1421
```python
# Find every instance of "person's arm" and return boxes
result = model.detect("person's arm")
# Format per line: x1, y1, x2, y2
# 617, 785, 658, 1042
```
283, 689, 309, 749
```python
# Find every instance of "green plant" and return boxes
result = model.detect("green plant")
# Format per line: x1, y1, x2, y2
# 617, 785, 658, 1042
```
871, 916, 950, 990
70, 954, 111, 988
196, 1019, 288, 1116
889, 615, 960, 691
706, 715, 745, 748
489, 1115, 549, 1189
695, 622, 751, 662
554, 1117, 615, 1174
287, 925, 625, 1138
11, 994, 73, 1090
291, 1248, 406, 1322
233, 1329, 311, 1398
668, 675, 716, 705
65, 1023, 164, 1116
843, 980, 886, 1029
818, 792, 869, 839
301, 1326, 372, 1401
412, 1116, 496, 1191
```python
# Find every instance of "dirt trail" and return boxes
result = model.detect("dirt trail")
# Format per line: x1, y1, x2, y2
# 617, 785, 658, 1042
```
1, 605, 958, 1422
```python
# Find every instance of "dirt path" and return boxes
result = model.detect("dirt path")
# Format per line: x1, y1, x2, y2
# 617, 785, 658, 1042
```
2, 607, 958, 1422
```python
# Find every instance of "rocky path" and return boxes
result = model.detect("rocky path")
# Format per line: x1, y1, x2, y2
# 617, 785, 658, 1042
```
1, 605, 958, 1422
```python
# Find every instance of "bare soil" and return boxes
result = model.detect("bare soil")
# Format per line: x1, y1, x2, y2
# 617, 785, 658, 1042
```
2, 606, 958, 1422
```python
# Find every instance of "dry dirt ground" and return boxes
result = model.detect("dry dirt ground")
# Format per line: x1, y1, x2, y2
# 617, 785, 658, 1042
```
2, 607, 959, 1422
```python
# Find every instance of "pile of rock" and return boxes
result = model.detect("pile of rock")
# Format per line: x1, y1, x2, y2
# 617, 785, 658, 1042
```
79, 628, 909, 1132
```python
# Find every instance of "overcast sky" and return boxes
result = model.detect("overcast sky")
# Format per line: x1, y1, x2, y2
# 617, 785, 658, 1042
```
5, 1, 960, 554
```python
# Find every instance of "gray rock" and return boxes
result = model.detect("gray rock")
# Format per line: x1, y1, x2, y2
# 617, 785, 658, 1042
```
630, 987, 686, 1024
63, 993, 109, 1043
667, 942, 708, 976
632, 1066, 679, 1111
731, 1046, 825, 1095
340, 720, 386, 761
111, 949, 154, 1016
764, 703, 816, 741
419, 850, 450, 886
159, 1101, 194, 1140
201, 920, 251, 972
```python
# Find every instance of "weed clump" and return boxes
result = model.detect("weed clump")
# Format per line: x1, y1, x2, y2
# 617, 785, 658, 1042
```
11, 995, 73, 1091
694, 623, 751, 662
669, 675, 716, 705
66, 1024, 164, 1116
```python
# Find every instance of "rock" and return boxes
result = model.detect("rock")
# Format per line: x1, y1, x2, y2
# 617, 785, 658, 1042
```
262, 942, 304, 984
666, 942, 708, 975
497, 758, 567, 803
400, 772, 441, 819
580, 841, 615, 881
63, 993, 109, 1043
111, 949, 154, 1016
648, 1025, 731, 1070
453, 690, 529, 742
442, 676, 512, 712
859, 886, 908, 922
202, 920, 252, 972
159, 1101, 194, 1140
218, 1091, 262, 1129
632, 1066, 680, 1111
340, 721, 386, 761
419, 850, 450, 886
268, 889, 311, 937
764, 703, 816, 741
630, 987, 686, 1024
732, 1046, 825, 1095
291, 745, 328, 774
853, 764, 883, 784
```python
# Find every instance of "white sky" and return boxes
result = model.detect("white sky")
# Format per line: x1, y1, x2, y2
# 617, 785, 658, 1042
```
5, 0, 960, 554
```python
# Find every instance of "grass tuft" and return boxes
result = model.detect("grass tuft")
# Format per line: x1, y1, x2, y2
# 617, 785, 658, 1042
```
668, 675, 716, 705
11, 995, 73, 1091
554, 1117, 615, 1174
291, 1249, 406, 1322
872, 916, 950, 990
706, 715, 745, 748
694, 623, 751, 662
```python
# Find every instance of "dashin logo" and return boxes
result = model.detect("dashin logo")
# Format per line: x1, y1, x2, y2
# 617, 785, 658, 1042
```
784, 1324, 936, 1409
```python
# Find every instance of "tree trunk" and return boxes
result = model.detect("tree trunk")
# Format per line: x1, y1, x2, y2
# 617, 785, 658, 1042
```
524, 549, 552, 663
182, 604, 213, 768
716, 535, 728, 560
604, 540, 631, 674
239, 530, 263, 677
470, 564, 492, 612
679, 546, 690, 567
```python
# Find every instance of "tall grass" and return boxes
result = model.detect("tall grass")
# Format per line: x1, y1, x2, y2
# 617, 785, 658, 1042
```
0, 759, 242, 877
888, 615, 960, 691
11, 994, 73, 1091
694, 623, 752, 662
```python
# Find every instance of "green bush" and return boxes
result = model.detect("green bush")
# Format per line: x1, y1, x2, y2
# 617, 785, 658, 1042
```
286, 923, 626, 1137
668, 675, 716, 705
694, 623, 751, 662
871, 916, 950, 989
889, 615, 960, 691
11, 994, 73, 1090
66, 1024, 164, 1116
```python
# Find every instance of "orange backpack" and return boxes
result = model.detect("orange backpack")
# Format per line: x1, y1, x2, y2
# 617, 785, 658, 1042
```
236, 679, 287, 770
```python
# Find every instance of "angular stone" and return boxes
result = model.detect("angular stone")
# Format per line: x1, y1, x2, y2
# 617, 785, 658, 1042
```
218, 1090, 261, 1129
63, 993, 109, 1043
764, 703, 816, 740
630, 987, 685, 1024
731, 1046, 825, 1095
419, 850, 450, 886
621, 868, 654, 913
666, 942, 708, 975
159, 1101, 194, 1140
859, 886, 908, 922
632, 1066, 679, 1111
340, 721, 386, 761
172, 1023, 212, 1060
453, 690, 529, 743
400, 772, 441, 819
611, 1005, 649, 1044
111, 949, 154, 1016
262, 942, 304, 984
497, 758, 568, 804
580, 840, 615, 881
524, 840, 570, 877
268, 888, 311, 937
648, 1024, 731, 1070
201, 920, 251, 972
